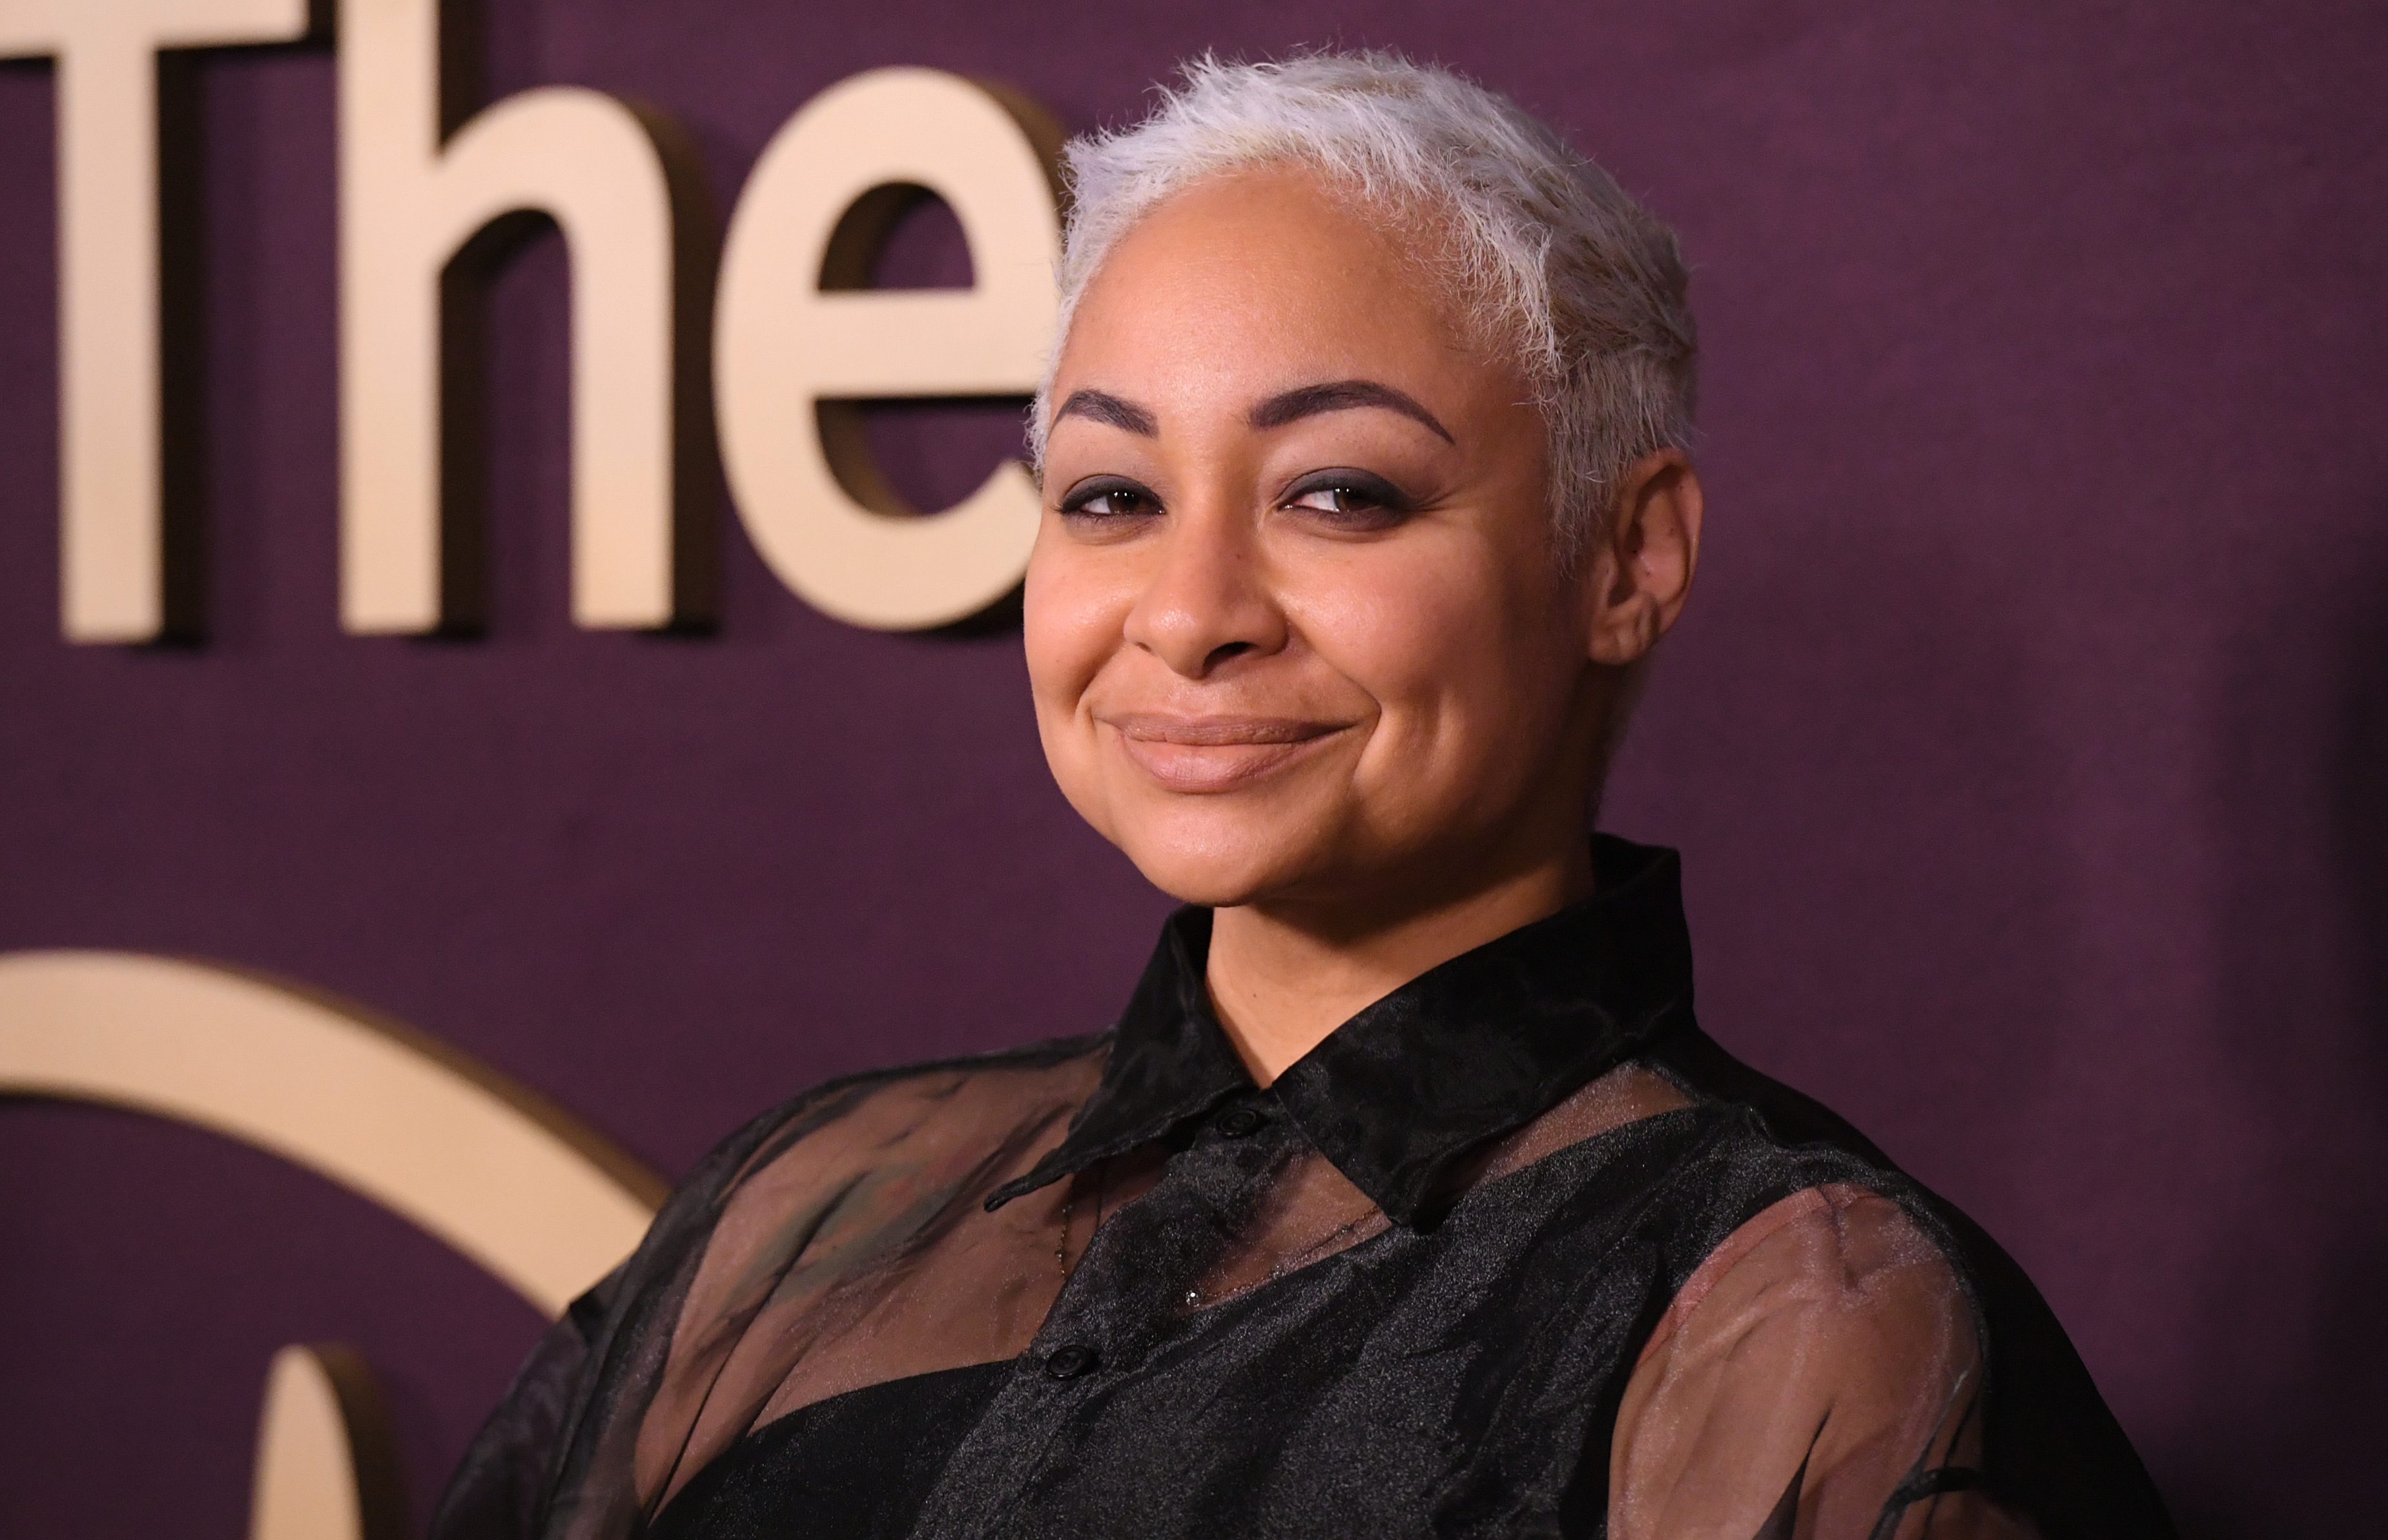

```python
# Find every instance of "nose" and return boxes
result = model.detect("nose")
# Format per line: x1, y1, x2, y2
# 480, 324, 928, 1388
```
1120, 501, 1288, 679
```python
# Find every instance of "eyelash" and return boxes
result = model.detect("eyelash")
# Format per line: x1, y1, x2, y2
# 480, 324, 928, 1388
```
1280, 469, 1414, 526
1057, 477, 1161, 521
1056, 471, 1416, 529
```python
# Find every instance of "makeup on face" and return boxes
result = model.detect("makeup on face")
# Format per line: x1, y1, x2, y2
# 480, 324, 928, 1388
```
1024, 165, 1585, 914
1097, 712, 1357, 795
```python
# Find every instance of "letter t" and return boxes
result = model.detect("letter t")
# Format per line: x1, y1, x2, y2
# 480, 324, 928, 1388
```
0, 0, 312, 642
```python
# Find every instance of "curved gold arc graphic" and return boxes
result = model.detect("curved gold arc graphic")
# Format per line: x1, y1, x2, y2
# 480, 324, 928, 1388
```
0, 949, 671, 1539
0, 949, 664, 1315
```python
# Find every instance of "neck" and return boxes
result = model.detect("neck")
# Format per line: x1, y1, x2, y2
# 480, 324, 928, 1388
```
1205, 839, 1595, 1085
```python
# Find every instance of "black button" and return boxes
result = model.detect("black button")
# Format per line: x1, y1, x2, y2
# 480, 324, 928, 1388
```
1044, 1343, 1098, 1381
1215, 1105, 1266, 1139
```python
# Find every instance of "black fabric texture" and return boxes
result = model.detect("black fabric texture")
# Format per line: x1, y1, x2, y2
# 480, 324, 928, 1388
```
986, 840, 1694, 1225
431, 836, 2177, 1540
644, 1362, 1012, 1540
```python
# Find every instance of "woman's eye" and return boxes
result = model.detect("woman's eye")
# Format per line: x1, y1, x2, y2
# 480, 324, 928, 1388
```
1281, 471, 1413, 526
1058, 478, 1160, 520
1286, 484, 1380, 516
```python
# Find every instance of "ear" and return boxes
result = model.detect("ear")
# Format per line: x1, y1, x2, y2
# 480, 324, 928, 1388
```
1585, 450, 1702, 667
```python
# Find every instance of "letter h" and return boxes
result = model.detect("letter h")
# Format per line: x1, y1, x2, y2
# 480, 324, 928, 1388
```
340, 0, 706, 634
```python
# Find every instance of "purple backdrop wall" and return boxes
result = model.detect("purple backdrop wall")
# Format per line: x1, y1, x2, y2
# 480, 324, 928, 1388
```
3, 3, 2383, 1534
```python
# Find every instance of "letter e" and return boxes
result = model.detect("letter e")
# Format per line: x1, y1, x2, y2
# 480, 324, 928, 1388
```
715, 69, 1060, 630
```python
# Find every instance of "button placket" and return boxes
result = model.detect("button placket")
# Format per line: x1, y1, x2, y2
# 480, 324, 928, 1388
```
1041, 1343, 1098, 1380
910, 1119, 1295, 1535
1213, 1104, 1266, 1139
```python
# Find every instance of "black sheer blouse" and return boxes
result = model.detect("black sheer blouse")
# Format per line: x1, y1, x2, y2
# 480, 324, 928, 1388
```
433, 838, 2175, 1540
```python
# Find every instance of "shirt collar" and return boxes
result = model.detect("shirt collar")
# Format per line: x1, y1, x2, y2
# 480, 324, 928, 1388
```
987, 834, 1698, 1227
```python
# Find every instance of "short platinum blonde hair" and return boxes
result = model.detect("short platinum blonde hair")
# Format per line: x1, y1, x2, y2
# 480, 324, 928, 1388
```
1030, 51, 1698, 561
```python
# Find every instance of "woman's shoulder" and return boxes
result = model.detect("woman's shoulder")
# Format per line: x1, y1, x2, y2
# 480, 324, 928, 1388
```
1612, 1182, 2000, 1539
429, 1032, 1114, 1540
1616, 1024, 2177, 1539
671, 1029, 1114, 1221
581, 1029, 1113, 1361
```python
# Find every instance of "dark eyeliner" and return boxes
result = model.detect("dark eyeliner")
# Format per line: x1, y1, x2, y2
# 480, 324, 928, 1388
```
1057, 474, 1161, 517
1279, 467, 1418, 519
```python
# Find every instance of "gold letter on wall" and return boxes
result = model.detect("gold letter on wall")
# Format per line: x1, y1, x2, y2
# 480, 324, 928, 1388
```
339, 0, 705, 634
0, 0, 313, 643
715, 69, 1061, 630
249, 1346, 404, 1540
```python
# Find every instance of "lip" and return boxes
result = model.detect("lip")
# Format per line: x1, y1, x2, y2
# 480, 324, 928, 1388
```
1100, 713, 1351, 794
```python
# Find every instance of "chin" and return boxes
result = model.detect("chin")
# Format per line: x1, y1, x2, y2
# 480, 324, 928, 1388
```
1111, 818, 1326, 910
1060, 759, 1361, 909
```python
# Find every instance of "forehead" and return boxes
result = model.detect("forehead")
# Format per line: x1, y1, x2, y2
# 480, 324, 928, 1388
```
1053, 166, 1494, 407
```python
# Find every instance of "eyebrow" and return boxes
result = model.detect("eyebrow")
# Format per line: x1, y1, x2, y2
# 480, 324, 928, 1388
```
1249, 380, 1456, 444
1053, 389, 1158, 436
1051, 379, 1459, 446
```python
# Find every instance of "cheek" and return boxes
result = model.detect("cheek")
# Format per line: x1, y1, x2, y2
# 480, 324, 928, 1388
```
1297, 542, 1514, 720
1022, 529, 1135, 828
1292, 539, 1576, 786
1022, 530, 1115, 714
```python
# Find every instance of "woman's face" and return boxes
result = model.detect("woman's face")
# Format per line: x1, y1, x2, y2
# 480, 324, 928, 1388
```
1026, 166, 1625, 914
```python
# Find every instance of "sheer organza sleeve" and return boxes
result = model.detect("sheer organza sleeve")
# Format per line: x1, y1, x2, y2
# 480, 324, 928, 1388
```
1610, 1184, 2035, 1540
431, 1270, 623, 1540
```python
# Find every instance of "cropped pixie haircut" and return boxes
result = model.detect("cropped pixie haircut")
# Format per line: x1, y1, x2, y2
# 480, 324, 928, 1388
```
1030, 51, 1698, 562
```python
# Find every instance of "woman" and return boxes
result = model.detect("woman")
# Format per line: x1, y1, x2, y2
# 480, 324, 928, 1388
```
437, 53, 2174, 1540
